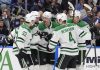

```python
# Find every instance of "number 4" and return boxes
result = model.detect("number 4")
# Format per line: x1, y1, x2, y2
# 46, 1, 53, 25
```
69, 32, 76, 43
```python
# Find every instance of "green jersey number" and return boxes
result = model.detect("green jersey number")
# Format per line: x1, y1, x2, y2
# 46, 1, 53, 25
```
69, 32, 76, 43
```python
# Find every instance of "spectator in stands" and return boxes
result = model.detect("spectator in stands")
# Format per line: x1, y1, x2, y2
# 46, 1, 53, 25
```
0, 18, 10, 46
39, 0, 45, 4
96, 0, 100, 6
31, 1, 44, 11
75, 0, 84, 11
95, 11, 100, 28
0, 18, 9, 36
43, 0, 52, 12
11, 0, 17, 4
0, 0, 11, 10
20, 17, 25, 24
85, 0, 94, 8
2, 8, 11, 31
50, 0, 62, 14
95, 11, 100, 46
61, 0, 69, 12
10, 15, 25, 30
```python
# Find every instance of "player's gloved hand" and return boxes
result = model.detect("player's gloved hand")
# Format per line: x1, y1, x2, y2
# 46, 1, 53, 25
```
45, 34, 52, 41
90, 26, 97, 32
47, 46, 53, 52
37, 31, 49, 38
85, 40, 91, 45
37, 31, 43, 38
90, 26, 100, 35
47, 44, 55, 52
41, 32, 48, 38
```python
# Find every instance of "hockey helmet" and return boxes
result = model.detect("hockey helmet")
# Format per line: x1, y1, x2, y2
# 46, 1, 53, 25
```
60, 13, 67, 21
70, 10, 81, 18
31, 11, 40, 18
42, 11, 52, 19
25, 13, 36, 23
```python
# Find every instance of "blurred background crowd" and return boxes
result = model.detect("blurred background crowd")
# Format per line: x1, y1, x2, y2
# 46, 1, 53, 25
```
0, 0, 100, 46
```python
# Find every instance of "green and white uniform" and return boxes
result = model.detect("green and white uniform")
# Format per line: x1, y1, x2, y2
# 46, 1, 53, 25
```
38, 21, 60, 52
67, 19, 91, 50
49, 23, 90, 56
30, 24, 40, 50
12, 23, 32, 54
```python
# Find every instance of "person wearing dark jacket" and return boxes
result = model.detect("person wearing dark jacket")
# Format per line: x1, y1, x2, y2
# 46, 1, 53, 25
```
0, 19, 9, 45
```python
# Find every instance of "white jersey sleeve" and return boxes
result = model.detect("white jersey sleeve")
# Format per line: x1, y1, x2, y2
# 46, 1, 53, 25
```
49, 31, 60, 50
13, 27, 32, 49
8, 28, 18, 40
75, 25, 91, 41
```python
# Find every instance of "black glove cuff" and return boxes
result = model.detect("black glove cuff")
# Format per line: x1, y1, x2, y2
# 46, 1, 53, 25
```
85, 40, 91, 45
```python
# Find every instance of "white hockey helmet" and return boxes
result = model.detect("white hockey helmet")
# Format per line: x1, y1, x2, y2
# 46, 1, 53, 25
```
31, 11, 40, 18
70, 10, 81, 18
56, 13, 62, 21
60, 13, 67, 21
42, 11, 52, 19
25, 13, 36, 23
56, 13, 67, 22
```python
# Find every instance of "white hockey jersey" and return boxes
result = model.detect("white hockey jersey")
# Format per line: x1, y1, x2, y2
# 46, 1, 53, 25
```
49, 23, 90, 56
75, 21, 91, 50
67, 19, 91, 50
10, 23, 32, 54
30, 25, 41, 50
37, 21, 60, 53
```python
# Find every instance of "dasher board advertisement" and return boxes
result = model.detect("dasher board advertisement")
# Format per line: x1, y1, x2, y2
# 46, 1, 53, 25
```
0, 46, 100, 70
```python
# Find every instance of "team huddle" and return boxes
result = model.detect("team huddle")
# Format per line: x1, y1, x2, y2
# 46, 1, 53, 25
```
2, 10, 91, 70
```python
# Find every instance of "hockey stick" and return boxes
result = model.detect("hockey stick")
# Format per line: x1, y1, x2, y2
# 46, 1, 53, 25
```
81, 39, 97, 66
37, 46, 40, 70
53, 45, 60, 70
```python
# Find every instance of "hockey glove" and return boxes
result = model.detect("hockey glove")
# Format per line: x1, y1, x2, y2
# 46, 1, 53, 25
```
41, 32, 49, 38
85, 40, 91, 45
90, 26, 100, 35
45, 34, 52, 41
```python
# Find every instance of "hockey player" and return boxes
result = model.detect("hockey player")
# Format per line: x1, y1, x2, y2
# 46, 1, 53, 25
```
37, 11, 60, 70
29, 11, 41, 70
56, 13, 64, 24
48, 13, 91, 70
7, 13, 37, 70
67, 10, 91, 70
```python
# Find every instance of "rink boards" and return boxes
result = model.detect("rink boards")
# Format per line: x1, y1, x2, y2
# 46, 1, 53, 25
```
0, 46, 100, 70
